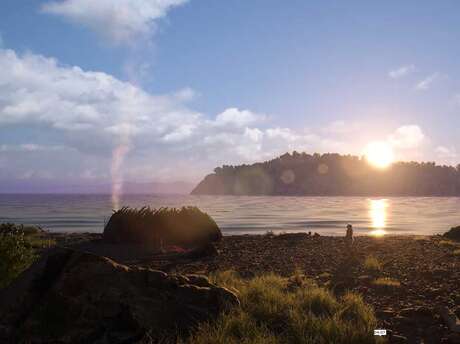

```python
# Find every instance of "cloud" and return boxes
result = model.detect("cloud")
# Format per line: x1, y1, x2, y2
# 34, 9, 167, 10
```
388, 125, 425, 149
1, 48, 450, 186
388, 65, 415, 79
415, 73, 439, 91
41, 0, 188, 44
214, 108, 265, 128
0, 48, 345, 183
436, 146, 458, 166
0, 48, 200, 154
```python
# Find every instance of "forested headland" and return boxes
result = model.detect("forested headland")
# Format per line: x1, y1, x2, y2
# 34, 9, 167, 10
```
191, 152, 460, 196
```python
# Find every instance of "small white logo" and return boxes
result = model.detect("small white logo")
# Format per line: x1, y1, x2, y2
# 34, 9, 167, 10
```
374, 329, 387, 336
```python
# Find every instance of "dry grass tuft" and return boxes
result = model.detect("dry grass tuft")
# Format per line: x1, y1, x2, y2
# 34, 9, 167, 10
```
363, 256, 382, 274
372, 277, 401, 289
185, 271, 378, 343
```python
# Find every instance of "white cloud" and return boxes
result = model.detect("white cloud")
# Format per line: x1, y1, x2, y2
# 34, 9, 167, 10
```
415, 73, 439, 91
0, 48, 202, 159
388, 65, 415, 79
0, 48, 346, 182
214, 108, 265, 127
436, 146, 457, 159
436, 146, 458, 166
41, 0, 188, 44
388, 125, 425, 149
1, 48, 451, 185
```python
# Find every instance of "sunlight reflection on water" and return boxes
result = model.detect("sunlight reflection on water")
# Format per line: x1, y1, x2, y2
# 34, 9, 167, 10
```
369, 199, 387, 236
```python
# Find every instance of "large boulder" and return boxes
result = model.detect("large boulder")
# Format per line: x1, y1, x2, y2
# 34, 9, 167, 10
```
0, 248, 239, 343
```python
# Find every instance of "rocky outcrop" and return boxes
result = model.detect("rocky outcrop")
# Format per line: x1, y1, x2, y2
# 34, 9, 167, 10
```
0, 248, 239, 343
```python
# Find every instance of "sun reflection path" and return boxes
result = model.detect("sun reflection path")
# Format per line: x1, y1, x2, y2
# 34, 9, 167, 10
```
369, 199, 388, 237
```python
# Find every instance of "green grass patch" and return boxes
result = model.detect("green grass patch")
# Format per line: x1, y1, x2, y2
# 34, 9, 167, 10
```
25, 235, 56, 249
363, 256, 382, 274
185, 271, 378, 343
0, 230, 37, 288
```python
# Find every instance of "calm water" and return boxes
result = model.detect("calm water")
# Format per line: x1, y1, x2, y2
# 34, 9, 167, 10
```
0, 194, 459, 236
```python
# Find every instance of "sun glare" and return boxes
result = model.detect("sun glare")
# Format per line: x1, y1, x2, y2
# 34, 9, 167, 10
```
365, 141, 394, 169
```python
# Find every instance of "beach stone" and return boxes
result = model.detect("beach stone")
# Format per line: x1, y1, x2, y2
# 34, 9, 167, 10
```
0, 248, 239, 343
439, 307, 460, 333
447, 332, 460, 344
390, 334, 408, 343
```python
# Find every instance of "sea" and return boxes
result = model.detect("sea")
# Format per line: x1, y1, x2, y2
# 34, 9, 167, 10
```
0, 194, 459, 236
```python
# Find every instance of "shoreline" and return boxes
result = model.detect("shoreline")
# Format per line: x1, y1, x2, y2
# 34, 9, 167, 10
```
29, 231, 460, 342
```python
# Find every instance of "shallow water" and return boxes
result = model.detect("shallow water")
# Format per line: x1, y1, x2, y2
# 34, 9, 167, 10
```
0, 194, 459, 236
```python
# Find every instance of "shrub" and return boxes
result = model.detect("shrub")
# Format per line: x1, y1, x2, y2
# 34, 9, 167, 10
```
443, 226, 460, 241
0, 231, 37, 288
187, 271, 377, 343
363, 256, 382, 274
103, 206, 222, 248
0, 223, 43, 236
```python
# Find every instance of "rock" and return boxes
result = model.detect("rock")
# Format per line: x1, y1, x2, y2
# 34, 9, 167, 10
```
439, 306, 460, 333
453, 295, 460, 306
390, 334, 408, 343
184, 242, 219, 259
357, 275, 372, 285
447, 332, 460, 344
0, 248, 239, 343
399, 306, 435, 323
376, 308, 395, 319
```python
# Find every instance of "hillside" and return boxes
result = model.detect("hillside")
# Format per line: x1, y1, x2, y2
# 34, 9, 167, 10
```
191, 152, 460, 196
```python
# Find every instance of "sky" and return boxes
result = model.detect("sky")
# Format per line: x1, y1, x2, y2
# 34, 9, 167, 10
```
1, 0, 460, 193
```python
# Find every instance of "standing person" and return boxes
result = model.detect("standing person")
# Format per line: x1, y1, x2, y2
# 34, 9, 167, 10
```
345, 224, 354, 247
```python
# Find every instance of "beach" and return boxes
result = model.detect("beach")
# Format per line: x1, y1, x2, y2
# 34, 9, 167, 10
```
34, 231, 460, 343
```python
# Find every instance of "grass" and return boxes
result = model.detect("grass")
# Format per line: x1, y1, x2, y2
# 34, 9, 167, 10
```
0, 229, 37, 288
103, 206, 222, 248
372, 277, 401, 289
363, 256, 382, 274
25, 235, 56, 249
439, 240, 460, 248
0, 222, 56, 249
184, 271, 378, 344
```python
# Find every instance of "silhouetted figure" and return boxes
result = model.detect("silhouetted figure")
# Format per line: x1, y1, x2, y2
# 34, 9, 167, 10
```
345, 224, 354, 247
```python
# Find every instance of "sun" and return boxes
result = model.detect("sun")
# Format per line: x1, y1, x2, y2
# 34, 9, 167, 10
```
365, 141, 394, 169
